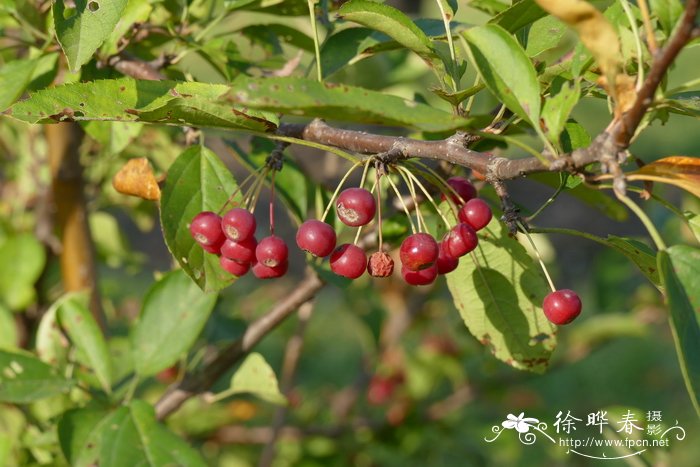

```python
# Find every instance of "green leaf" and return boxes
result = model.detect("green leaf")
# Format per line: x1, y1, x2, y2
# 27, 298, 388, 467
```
131, 270, 217, 377
685, 212, 700, 243
320, 28, 374, 78
0, 58, 40, 111
160, 146, 240, 291
560, 120, 591, 152
53, 0, 129, 71
524, 15, 568, 58
489, 0, 547, 33
665, 245, 700, 313
542, 81, 580, 148
36, 298, 70, 370
430, 83, 485, 107
226, 353, 286, 405
445, 218, 556, 373
241, 24, 315, 52
9, 78, 278, 132
606, 236, 660, 286
338, 0, 434, 57
665, 92, 700, 118
228, 76, 478, 132
58, 401, 207, 467
0, 234, 46, 311
462, 24, 541, 126
57, 293, 113, 393
659, 247, 700, 417
650, 0, 684, 35
0, 304, 18, 350
100, 0, 153, 56
83, 121, 143, 155
0, 349, 73, 403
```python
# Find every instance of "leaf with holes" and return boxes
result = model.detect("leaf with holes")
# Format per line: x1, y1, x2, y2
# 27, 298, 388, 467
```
9, 78, 278, 132
131, 270, 217, 377
0, 349, 74, 403
445, 218, 556, 373
53, 0, 129, 71
660, 247, 700, 416
462, 24, 541, 126
228, 76, 479, 132
160, 146, 240, 291
627, 156, 700, 199
58, 400, 207, 466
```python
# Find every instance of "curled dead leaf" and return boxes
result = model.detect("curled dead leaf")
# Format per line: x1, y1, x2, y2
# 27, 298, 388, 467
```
627, 156, 700, 198
112, 157, 161, 201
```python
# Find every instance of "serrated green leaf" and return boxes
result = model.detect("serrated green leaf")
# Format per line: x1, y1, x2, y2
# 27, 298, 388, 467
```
0, 349, 73, 403
462, 24, 541, 126
489, 0, 547, 33
58, 401, 207, 467
9, 78, 278, 132
660, 247, 700, 417
0, 234, 46, 311
53, 0, 129, 71
226, 353, 286, 405
57, 293, 113, 393
338, 0, 434, 57
542, 81, 580, 148
446, 218, 556, 373
131, 270, 217, 377
100, 0, 153, 56
228, 76, 477, 132
160, 146, 240, 291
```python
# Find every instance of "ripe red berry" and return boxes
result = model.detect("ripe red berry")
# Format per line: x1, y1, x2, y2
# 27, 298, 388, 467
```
221, 237, 257, 264
399, 233, 439, 271
543, 289, 582, 325
330, 243, 367, 279
459, 198, 492, 231
436, 244, 459, 275
367, 251, 394, 277
401, 263, 438, 286
444, 223, 478, 258
220, 256, 251, 277
190, 211, 226, 247
222, 208, 256, 241
336, 188, 376, 227
367, 376, 396, 405
296, 220, 337, 257
255, 235, 288, 268
442, 176, 477, 206
252, 260, 288, 279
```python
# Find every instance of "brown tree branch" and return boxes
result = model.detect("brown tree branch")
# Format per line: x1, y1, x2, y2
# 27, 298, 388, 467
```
277, 1, 698, 182
46, 123, 106, 331
154, 272, 324, 420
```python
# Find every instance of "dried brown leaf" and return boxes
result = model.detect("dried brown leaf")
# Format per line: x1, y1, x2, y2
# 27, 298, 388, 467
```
112, 157, 161, 201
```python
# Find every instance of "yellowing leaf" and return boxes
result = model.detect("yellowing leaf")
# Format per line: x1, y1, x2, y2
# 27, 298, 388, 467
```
535, 0, 633, 111
627, 156, 700, 198
112, 158, 161, 201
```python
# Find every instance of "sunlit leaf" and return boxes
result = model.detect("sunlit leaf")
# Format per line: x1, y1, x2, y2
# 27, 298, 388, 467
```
627, 156, 700, 199
225, 353, 287, 405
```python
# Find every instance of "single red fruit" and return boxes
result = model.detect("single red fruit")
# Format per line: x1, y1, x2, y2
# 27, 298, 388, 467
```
336, 187, 376, 227
367, 251, 394, 277
367, 376, 396, 405
401, 263, 438, 286
543, 289, 582, 325
444, 223, 478, 258
255, 235, 288, 268
252, 260, 288, 279
296, 220, 337, 257
330, 243, 367, 279
436, 244, 459, 275
399, 233, 439, 271
459, 198, 493, 231
442, 176, 477, 206
222, 207, 256, 241
220, 256, 251, 277
190, 211, 225, 247
221, 236, 257, 264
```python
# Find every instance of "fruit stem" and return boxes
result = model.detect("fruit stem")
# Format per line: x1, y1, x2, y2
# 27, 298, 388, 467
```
396, 165, 427, 232
385, 172, 417, 235
269, 169, 276, 235
321, 160, 363, 222
615, 191, 667, 250
218, 165, 265, 214
359, 157, 372, 189
397, 165, 452, 228
516, 221, 557, 292
307, 0, 323, 82
526, 177, 567, 222
247, 167, 270, 214
375, 163, 384, 251
407, 161, 461, 218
